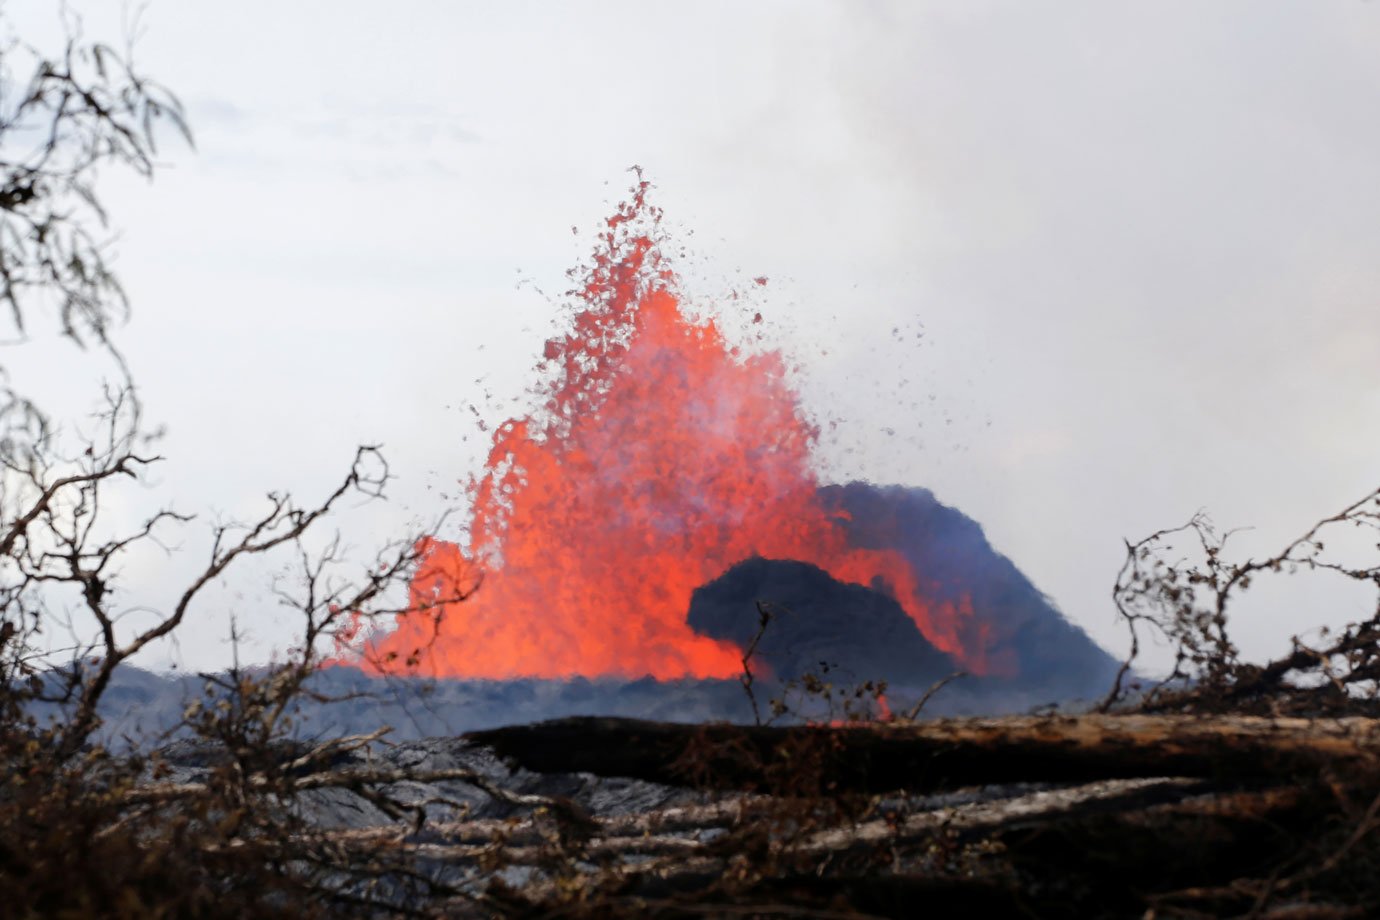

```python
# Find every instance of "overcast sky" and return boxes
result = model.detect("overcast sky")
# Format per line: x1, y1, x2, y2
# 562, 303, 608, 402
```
8, 1, 1380, 674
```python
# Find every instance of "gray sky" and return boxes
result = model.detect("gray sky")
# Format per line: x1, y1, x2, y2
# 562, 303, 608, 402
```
9, 1, 1380, 674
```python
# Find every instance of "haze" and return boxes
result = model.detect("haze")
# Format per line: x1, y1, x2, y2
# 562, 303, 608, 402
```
7, 1, 1378, 674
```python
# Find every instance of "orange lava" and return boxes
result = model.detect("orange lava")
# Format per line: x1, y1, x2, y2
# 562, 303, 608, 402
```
362, 178, 991, 679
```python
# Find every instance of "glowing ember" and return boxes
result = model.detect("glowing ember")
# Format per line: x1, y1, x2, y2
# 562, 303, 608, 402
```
363, 177, 993, 679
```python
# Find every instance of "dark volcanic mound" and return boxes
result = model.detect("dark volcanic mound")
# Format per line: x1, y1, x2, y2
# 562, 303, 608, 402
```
818, 482, 1120, 701
687, 556, 959, 685
686, 482, 1121, 703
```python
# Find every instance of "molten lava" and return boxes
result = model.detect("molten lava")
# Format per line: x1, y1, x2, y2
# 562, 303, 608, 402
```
364, 178, 993, 679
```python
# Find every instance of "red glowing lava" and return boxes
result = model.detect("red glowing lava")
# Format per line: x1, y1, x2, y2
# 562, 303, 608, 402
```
362, 178, 992, 679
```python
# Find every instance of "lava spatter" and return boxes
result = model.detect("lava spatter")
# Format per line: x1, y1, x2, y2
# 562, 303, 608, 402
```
363, 178, 991, 679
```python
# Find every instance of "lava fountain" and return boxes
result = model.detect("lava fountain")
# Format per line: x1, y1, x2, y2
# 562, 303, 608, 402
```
361, 178, 994, 680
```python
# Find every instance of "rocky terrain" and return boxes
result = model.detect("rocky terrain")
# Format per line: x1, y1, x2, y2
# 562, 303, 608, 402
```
134, 713, 1380, 917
